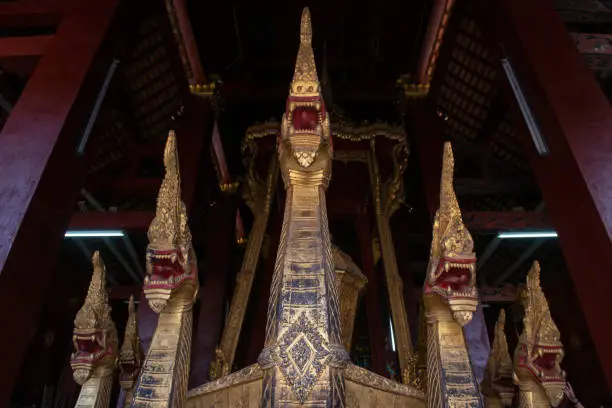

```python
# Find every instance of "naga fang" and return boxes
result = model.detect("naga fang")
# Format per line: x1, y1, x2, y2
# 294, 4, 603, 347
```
71, 251, 118, 386
144, 130, 198, 313
423, 142, 478, 326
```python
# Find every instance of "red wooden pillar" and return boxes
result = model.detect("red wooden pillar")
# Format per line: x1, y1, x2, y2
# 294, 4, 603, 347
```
355, 216, 387, 376
405, 98, 445, 219
189, 192, 238, 387
177, 95, 213, 212
0, 2, 118, 405
493, 0, 612, 395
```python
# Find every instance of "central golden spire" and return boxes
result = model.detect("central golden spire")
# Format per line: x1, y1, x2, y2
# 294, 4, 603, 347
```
290, 7, 320, 96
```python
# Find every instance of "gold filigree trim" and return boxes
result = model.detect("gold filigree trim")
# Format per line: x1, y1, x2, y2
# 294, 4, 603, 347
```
75, 251, 112, 330
147, 131, 192, 249
344, 364, 425, 400
187, 365, 263, 398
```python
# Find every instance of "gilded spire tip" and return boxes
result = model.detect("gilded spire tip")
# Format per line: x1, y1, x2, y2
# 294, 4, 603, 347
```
300, 8, 312, 45
128, 294, 136, 314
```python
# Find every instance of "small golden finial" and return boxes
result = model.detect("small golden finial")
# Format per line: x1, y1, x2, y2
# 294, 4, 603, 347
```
147, 131, 192, 249
488, 309, 513, 378
120, 295, 142, 390
121, 295, 138, 354
75, 251, 111, 329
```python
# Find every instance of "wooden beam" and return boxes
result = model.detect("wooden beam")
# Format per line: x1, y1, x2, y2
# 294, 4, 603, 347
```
0, 1, 119, 405
463, 211, 552, 231
0, 35, 55, 58
69, 211, 154, 231
495, 0, 612, 395
455, 177, 539, 196
0, 1, 61, 27
68, 209, 553, 233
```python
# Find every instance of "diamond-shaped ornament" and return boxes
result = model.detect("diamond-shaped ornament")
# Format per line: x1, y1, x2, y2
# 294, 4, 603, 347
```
278, 313, 329, 403
287, 336, 314, 375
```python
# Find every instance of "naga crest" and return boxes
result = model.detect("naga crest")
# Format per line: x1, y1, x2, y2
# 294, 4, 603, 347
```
119, 295, 143, 390
145, 131, 198, 313
279, 7, 332, 171
424, 142, 477, 326
514, 261, 565, 406
482, 310, 514, 407
71, 251, 118, 385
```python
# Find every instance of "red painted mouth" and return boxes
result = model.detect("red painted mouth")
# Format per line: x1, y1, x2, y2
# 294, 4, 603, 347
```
71, 331, 112, 366
292, 106, 319, 131
144, 248, 192, 291
426, 257, 476, 300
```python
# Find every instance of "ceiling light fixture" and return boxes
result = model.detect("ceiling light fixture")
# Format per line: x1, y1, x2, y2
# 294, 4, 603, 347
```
65, 230, 125, 238
497, 231, 558, 239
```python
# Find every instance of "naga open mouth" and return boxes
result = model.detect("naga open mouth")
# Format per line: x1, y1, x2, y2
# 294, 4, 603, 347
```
425, 256, 478, 325
70, 329, 112, 384
144, 247, 195, 313
282, 96, 329, 168
516, 344, 566, 406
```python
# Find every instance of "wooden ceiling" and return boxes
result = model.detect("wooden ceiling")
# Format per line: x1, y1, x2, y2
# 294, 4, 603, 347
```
1, 0, 610, 302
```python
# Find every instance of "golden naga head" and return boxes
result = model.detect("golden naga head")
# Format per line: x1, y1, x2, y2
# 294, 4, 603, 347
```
424, 142, 477, 325
482, 310, 515, 407
280, 7, 332, 169
145, 131, 198, 313
71, 251, 118, 385
119, 295, 143, 390
514, 261, 565, 406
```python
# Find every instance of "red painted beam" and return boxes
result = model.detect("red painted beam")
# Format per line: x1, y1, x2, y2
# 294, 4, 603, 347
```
0, 35, 54, 58
68, 210, 553, 232
416, 0, 455, 84
69, 211, 154, 231
0, 1, 61, 27
0, 1, 119, 405
169, 0, 205, 85
463, 211, 553, 231
495, 0, 612, 395
176, 95, 213, 212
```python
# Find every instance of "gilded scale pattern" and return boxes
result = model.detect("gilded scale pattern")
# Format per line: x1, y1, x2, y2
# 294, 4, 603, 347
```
423, 143, 483, 408
131, 132, 198, 408
258, 8, 348, 406
514, 261, 566, 408
71, 251, 118, 408
186, 9, 426, 407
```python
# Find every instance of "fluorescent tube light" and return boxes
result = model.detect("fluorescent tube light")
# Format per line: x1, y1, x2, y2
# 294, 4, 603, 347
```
65, 230, 125, 238
497, 231, 557, 239
501, 57, 549, 156
389, 317, 397, 352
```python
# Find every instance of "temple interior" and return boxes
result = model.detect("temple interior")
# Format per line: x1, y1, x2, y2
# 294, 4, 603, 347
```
1, 0, 612, 407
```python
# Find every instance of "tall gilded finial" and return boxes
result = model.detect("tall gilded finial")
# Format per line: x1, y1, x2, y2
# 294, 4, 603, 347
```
439, 142, 462, 227
147, 130, 192, 252
514, 261, 565, 406
119, 295, 143, 392
71, 251, 118, 385
424, 141, 477, 326
290, 7, 320, 96
144, 130, 195, 313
